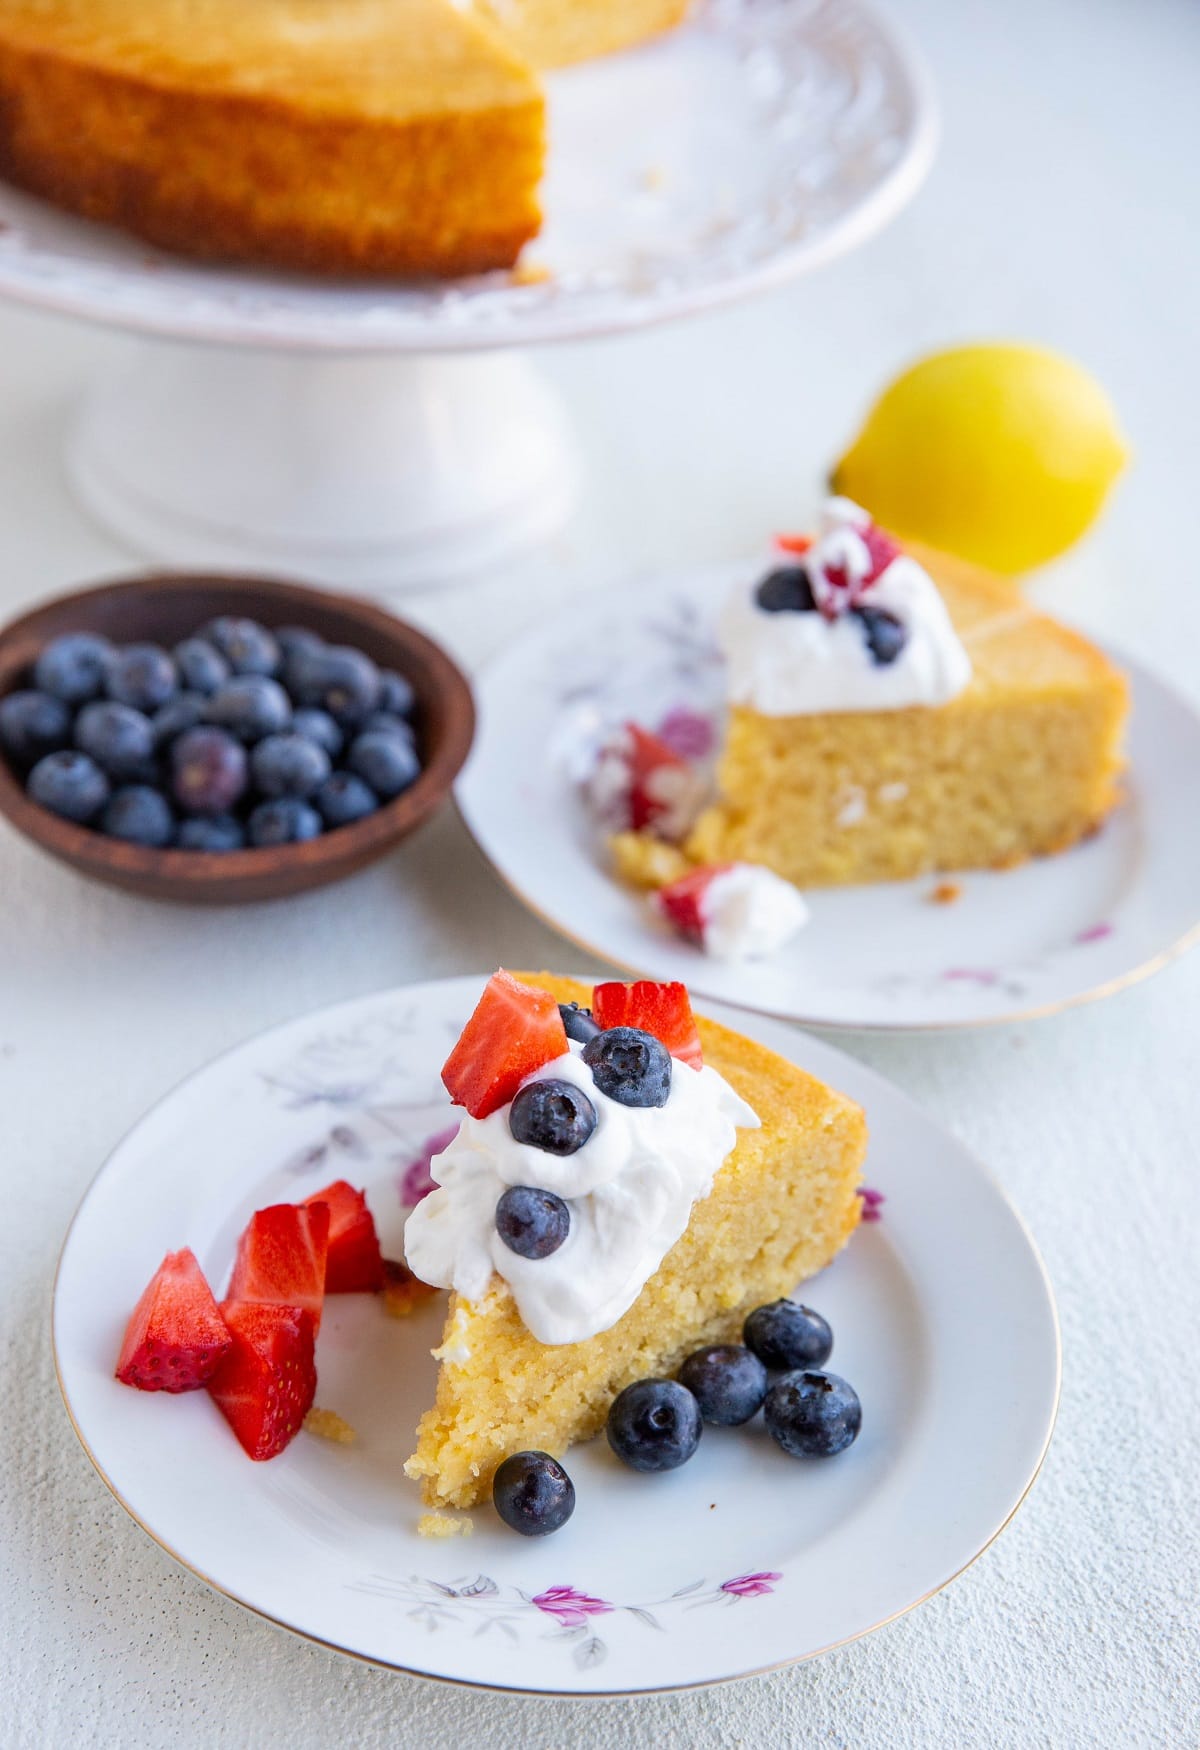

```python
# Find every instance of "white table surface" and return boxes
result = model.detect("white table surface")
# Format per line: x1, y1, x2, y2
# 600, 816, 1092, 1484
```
3, 1, 1199, 1745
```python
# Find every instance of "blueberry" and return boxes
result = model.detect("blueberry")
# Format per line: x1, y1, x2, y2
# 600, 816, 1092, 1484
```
281, 641, 329, 705
247, 797, 323, 847
360, 711, 416, 744
495, 1185, 571, 1259
743, 1300, 833, 1372
0, 690, 71, 768
152, 693, 207, 747
27, 749, 109, 822
678, 1345, 768, 1426
34, 633, 112, 705
315, 771, 378, 829
581, 1027, 671, 1109
173, 638, 230, 696
345, 730, 420, 800
275, 625, 325, 664
559, 1002, 601, 1045
492, 1451, 575, 1538
202, 617, 280, 677
764, 1369, 862, 1458
74, 701, 156, 779
755, 567, 817, 613
171, 727, 249, 815
607, 1379, 701, 1472
509, 1079, 596, 1155
203, 676, 291, 743
854, 605, 908, 666
101, 785, 174, 848
290, 708, 343, 759
377, 669, 416, 717
177, 814, 245, 852
312, 646, 381, 728
105, 643, 178, 712
250, 732, 331, 800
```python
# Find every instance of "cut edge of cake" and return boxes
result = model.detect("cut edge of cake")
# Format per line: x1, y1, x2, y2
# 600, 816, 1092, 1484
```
404, 972, 867, 1511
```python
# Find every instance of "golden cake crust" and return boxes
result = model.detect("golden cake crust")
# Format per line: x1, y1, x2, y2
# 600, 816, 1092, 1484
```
682, 547, 1130, 888
405, 972, 867, 1509
0, 0, 546, 276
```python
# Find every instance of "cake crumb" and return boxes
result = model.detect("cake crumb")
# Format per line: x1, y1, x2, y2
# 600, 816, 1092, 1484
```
509, 258, 552, 287
609, 830, 691, 891
418, 1512, 474, 1540
383, 1257, 439, 1320
929, 881, 963, 905
304, 1407, 357, 1445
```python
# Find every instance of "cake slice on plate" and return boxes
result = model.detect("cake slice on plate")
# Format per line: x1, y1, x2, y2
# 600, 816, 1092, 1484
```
619, 497, 1128, 892
404, 970, 866, 1510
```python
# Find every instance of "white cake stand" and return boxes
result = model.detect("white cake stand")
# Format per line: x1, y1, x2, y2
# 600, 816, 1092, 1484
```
0, 0, 935, 591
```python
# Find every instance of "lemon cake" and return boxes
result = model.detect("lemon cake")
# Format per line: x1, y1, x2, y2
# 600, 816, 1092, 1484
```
669, 499, 1129, 890
0, 0, 688, 277
403, 971, 866, 1510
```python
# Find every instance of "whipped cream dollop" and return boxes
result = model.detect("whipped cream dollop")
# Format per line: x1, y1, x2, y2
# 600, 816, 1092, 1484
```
403, 1043, 759, 1346
688, 864, 809, 961
721, 498, 972, 715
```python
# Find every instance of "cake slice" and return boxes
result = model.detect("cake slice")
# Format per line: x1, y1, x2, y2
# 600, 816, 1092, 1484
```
680, 509, 1130, 889
404, 971, 866, 1510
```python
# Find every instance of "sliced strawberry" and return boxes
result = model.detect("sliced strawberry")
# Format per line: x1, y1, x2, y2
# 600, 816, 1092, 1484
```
226, 1201, 330, 1334
115, 1247, 231, 1393
625, 723, 696, 836
207, 1300, 316, 1462
774, 532, 813, 556
441, 969, 567, 1119
655, 864, 734, 947
302, 1181, 384, 1294
592, 979, 704, 1070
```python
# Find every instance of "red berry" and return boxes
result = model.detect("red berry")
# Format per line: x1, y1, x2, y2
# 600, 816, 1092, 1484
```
655, 864, 734, 947
624, 723, 694, 835
207, 1301, 316, 1462
591, 980, 703, 1070
441, 970, 568, 1119
115, 1247, 231, 1393
773, 533, 813, 556
226, 1201, 330, 1334
302, 1181, 384, 1293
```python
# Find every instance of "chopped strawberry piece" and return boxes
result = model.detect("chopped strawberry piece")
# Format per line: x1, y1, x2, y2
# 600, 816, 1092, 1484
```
442, 970, 568, 1119
302, 1181, 384, 1293
592, 979, 704, 1070
226, 1202, 330, 1334
624, 723, 694, 835
115, 1247, 231, 1393
655, 864, 734, 947
774, 533, 813, 555
207, 1300, 316, 1461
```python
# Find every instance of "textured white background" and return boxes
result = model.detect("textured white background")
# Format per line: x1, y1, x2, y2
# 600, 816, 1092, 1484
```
2, 0, 1199, 1745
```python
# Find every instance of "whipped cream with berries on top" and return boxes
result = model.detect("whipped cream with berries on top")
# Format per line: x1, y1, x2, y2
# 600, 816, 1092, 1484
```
721, 498, 972, 715
405, 980, 759, 1346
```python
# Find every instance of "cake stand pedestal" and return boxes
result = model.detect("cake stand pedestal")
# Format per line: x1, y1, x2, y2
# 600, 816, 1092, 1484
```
0, 0, 935, 594
67, 342, 577, 591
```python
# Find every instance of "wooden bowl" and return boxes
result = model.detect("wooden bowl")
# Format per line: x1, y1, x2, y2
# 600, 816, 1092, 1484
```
0, 573, 475, 903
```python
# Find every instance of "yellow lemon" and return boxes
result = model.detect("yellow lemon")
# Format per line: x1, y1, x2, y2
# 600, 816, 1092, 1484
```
831, 343, 1129, 575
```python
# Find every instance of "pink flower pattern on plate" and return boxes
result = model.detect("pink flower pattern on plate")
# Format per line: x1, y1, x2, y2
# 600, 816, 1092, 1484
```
720, 1572, 782, 1599
656, 705, 716, 761
532, 1586, 614, 1627
397, 1123, 460, 1208
858, 1186, 885, 1222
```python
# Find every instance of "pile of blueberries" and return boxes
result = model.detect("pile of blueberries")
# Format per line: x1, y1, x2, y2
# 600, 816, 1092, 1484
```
494, 1297, 862, 1537
0, 620, 422, 849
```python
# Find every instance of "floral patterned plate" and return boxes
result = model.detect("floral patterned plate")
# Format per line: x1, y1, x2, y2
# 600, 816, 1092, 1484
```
456, 565, 1200, 1029
54, 977, 1059, 1695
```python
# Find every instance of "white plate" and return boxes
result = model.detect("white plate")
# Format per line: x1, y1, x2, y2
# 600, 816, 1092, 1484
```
54, 977, 1059, 1696
456, 566, 1200, 1031
0, 0, 935, 351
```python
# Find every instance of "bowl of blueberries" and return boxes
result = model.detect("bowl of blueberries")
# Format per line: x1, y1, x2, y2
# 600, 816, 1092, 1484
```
0, 572, 474, 902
